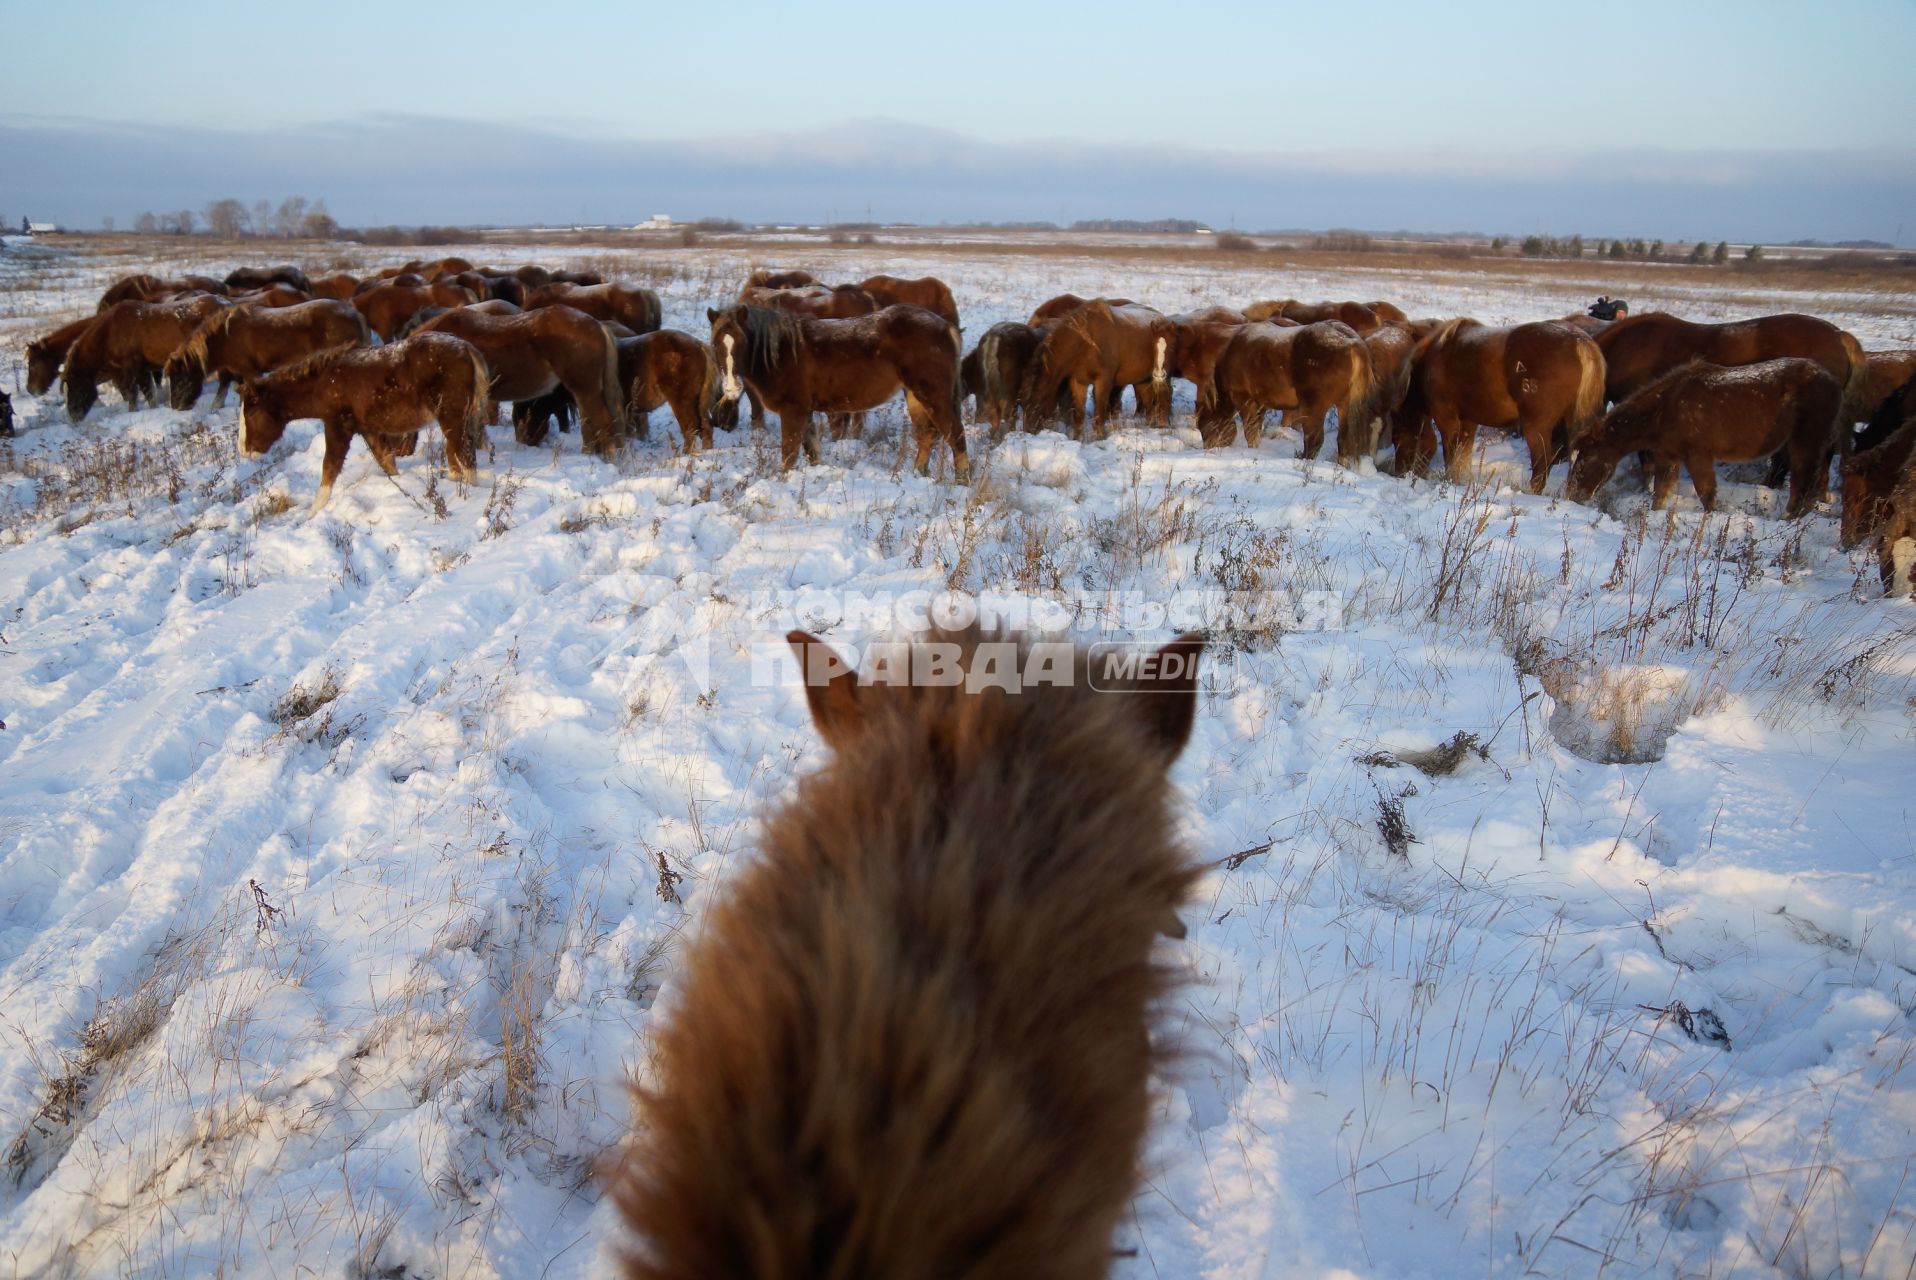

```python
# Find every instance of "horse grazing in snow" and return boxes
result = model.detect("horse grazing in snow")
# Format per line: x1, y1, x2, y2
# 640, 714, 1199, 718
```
238, 333, 489, 515
608, 625, 1203, 1280
165, 299, 371, 409
1019, 301, 1175, 438
708, 303, 967, 479
857, 274, 960, 326
1567, 358, 1841, 518
1203, 319, 1377, 461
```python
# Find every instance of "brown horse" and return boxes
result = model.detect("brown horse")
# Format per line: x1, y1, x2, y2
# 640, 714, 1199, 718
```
1367, 301, 1409, 324
62, 295, 232, 420
1856, 372, 1916, 454
165, 299, 371, 409
307, 272, 361, 301
97, 273, 217, 310
1243, 299, 1384, 334
857, 274, 959, 326
395, 298, 522, 341
620, 330, 721, 451
231, 282, 313, 309
1020, 301, 1176, 438
416, 304, 625, 454
475, 274, 528, 306
1567, 358, 1841, 518
1854, 351, 1916, 429
609, 625, 1201, 1280
1203, 319, 1377, 460
238, 333, 488, 515
1026, 293, 1133, 326
352, 281, 480, 341
744, 268, 819, 290
1407, 318, 1606, 489
962, 321, 1046, 438
1596, 311, 1866, 415
527, 281, 663, 333
739, 284, 880, 319
707, 303, 967, 479
224, 265, 312, 293
1841, 418, 1916, 592
26, 316, 98, 395
1168, 307, 1250, 420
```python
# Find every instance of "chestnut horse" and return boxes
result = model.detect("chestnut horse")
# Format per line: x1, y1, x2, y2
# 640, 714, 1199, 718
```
1203, 319, 1377, 460
857, 274, 960, 326
706, 303, 967, 479
353, 281, 481, 341
225, 265, 312, 293
238, 333, 488, 515
1566, 358, 1842, 518
395, 299, 522, 341
165, 299, 371, 409
609, 625, 1201, 1280
739, 284, 880, 319
415, 305, 626, 455
962, 321, 1045, 438
1020, 301, 1176, 438
1406, 318, 1606, 489
1596, 311, 1867, 416
1243, 299, 1384, 334
526, 281, 663, 334
1841, 417, 1916, 593
62, 295, 232, 421
1168, 306, 1250, 420
230, 282, 313, 309
97, 273, 221, 310
1358, 321, 1419, 461
1026, 293, 1133, 326
307, 272, 361, 301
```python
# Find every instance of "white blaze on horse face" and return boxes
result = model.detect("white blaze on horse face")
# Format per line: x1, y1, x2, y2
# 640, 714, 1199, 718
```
1153, 336, 1168, 382
720, 333, 743, 402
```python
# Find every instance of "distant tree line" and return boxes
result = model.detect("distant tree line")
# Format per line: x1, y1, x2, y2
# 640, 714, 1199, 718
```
1070, 218, 1206, 234
1515, 234, 1752, 266
127, 197, 340, 240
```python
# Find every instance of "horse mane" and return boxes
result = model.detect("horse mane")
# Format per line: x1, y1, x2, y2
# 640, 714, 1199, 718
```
260, 341, 361, 387
1412, 315, 1475, 360
168, 301, 251, 374
728, 304, 805, 376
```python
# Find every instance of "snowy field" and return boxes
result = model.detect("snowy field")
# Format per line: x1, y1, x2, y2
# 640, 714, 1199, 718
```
2, 236, 1914, 1278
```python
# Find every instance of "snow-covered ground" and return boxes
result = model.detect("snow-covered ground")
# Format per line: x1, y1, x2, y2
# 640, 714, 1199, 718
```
2, 238, 1914, 1278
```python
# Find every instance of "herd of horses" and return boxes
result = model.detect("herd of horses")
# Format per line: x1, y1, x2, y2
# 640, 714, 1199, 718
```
10, 256, 1916, 586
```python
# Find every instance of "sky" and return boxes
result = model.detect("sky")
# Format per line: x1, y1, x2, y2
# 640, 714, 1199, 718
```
2, 0, 1913, 242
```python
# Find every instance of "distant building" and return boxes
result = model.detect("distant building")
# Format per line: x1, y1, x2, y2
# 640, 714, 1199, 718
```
26, 221, 58, 235
632, 214, 673, 231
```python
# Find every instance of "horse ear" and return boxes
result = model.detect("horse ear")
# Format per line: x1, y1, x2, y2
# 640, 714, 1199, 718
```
788, 630, 862, 749
1122, 634, 1205, 760
707, 308, 720, 324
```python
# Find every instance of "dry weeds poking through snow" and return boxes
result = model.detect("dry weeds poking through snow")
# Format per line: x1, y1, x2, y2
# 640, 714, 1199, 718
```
0, 235, 1914, 1278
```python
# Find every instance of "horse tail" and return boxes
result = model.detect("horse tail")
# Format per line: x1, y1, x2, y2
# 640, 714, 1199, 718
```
600, 322, 627, 436
979, 328, 1008, 412
1837, 328, 1870, 436
459, 340, 492, 451
943, 320, 965, 427
1019, 325, 1063, 424
1338, 341, 1378, 461
1568, 334, 1606, 447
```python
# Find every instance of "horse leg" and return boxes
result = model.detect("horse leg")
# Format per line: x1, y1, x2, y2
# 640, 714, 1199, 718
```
311, 418, 354, 516
514, 401, 549, 448
804, 414, 822, 464
1688, 455, 1719, 513
1436, 416, 1475, 481
746, 385, 767, 429
1762, 449, 1790, 489
212, 375, 231, 411
1242, 403, 1267, 449
1521, 421, 1553, 493
1298, 410, 1326, 460
1092, 377, 1119, 439
1651, 456, 1680, 508
364, 433, 401, 477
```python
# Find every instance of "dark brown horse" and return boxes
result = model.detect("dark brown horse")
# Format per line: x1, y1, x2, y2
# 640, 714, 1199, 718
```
1243, 299, 1384, 334
707, 303, 967, 478
1357, 321, 1419, 461
1203, 319, 1377, 460
621, 331, 721, 451
97, 273, 219, 310
609, 625, 1201, 1280
1168, 306, 1250, 420
1566, 358, 1841, 518
62, 295, 232, 420
1854, 351, 1916, 430
352, 281, 481, 341
224, 265, 312, 293
416, 304, 626, 454
857, 274, 959, 326
962, 322, 1046, 438
165, 299, 371, 409
1856, 372, 1916, 454
526, 281, 663, 333
476, 274, 528, 306
1406, 318, 1606, 489
1841, 417, 1916, 592
1596, 311, 1866, 415
1020, 301, 1176, 438
238, 333, 488, 515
